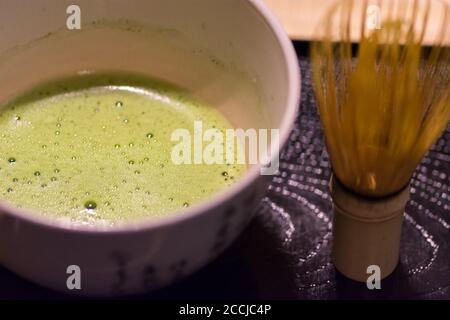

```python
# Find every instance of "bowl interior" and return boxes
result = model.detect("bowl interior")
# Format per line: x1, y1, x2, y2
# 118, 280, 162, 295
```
0, 0, 298, 230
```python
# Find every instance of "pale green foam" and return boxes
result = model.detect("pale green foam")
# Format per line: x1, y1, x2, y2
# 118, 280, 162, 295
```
0, 74, 245, 226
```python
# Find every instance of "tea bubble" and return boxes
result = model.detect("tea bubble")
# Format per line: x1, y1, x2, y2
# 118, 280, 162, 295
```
84, 200, 97, 210
115, 101, 123, 107
8, 157, 16, 164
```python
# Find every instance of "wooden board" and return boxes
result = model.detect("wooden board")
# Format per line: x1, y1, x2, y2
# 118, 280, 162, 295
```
263, 0, 449, 45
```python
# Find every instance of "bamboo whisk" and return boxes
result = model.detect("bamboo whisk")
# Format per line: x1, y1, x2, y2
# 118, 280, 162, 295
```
311, 0, 449, 281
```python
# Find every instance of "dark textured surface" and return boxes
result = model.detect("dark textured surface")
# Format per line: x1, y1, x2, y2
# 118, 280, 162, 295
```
0, 50, 449, 300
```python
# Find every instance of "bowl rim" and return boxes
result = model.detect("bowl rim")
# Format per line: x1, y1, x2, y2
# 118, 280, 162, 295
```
0, 0, 301, 235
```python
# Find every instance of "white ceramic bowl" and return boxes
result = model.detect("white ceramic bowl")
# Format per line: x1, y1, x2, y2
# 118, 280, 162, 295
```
0, 0, 299, 296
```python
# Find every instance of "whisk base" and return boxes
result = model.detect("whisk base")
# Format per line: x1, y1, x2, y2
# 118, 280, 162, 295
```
330, 176, 410, 283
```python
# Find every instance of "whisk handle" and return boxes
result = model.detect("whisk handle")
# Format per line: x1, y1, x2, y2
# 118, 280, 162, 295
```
330, 176, 410, 282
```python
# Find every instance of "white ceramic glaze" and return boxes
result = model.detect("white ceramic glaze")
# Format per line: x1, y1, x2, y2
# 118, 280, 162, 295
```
0, 0, 300, 296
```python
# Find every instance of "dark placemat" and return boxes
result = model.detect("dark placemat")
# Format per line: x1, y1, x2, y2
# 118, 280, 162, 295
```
0, 48, 449, 300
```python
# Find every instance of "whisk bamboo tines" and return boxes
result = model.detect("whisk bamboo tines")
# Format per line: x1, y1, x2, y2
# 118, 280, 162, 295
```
312, 0, 449, 198
311, 0, 449, 281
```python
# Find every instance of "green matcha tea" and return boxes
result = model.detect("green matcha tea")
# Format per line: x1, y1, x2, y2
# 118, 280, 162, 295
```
0, 74, 244, 226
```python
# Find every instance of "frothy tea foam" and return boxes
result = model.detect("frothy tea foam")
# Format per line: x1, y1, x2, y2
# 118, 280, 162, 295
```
0, 74, 245, 226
